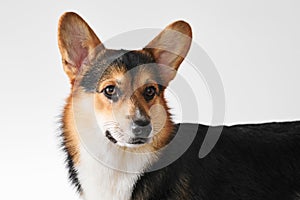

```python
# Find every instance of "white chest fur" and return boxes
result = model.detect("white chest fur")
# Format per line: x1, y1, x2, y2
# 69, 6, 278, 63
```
77, 144, 156, 200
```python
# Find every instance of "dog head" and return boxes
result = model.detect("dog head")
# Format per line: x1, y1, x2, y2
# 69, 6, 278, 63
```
58, 12, 192, 150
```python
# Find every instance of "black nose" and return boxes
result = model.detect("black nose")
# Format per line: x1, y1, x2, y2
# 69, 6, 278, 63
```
132, 120, 152, 138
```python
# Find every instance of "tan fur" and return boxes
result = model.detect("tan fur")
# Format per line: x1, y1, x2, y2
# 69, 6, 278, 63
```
58, 14, 192, 197
62, 95, 80, 164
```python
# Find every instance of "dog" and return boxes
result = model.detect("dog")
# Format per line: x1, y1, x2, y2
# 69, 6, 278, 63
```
58, 12, 300, 200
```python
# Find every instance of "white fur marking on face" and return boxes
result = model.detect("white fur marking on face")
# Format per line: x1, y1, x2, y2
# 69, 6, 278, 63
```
73, 94, 158, 200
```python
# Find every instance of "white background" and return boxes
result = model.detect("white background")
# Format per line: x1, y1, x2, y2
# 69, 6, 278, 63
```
0, 0, 299, 199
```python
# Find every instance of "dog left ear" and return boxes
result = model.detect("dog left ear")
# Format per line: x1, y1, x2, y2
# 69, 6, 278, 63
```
144, 20, 192, 86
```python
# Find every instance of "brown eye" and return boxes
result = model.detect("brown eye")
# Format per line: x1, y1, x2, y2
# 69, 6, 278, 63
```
144, 86, 156, 101
102, 85, 118, 101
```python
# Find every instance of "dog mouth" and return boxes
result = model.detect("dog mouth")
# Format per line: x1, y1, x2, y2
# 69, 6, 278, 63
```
105, 131, 118, 144
105, 130, 150, 146
129, 137, 149, 145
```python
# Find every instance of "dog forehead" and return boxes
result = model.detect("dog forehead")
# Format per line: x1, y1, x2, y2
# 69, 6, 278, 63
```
80, 49, 157, 92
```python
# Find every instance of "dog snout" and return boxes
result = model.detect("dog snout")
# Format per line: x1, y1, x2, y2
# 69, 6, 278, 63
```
131, 119, 152, 138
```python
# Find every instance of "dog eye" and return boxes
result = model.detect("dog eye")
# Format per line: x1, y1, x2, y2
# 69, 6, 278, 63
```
102, 85, 119, 101
143, 86, 156, 101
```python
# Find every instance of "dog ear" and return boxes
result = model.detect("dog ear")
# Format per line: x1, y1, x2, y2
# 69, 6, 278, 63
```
144, 20, 192, 86
58, 12, 103, 83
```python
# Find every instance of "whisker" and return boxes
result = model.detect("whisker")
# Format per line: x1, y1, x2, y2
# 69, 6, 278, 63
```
103, 121, 118, 126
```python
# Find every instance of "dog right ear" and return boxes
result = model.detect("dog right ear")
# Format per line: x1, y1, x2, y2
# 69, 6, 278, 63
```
58, 12, 103, 83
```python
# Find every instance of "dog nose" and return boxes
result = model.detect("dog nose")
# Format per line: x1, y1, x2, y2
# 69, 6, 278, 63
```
132, 120, 152, 138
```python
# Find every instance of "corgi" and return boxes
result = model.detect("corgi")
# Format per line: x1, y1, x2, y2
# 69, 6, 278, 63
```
58, 12, 300, 200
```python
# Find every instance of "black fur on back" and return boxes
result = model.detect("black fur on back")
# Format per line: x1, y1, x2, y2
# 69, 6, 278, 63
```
131, 121, 300, 200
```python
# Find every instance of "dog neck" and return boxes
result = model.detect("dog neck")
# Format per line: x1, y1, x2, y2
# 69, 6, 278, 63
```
77, 144, 156, 200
